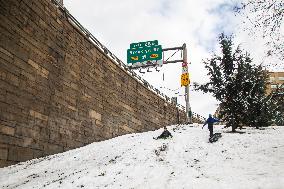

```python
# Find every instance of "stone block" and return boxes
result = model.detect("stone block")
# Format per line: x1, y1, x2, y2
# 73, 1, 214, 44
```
67, 104, 77, 111
0, 69, 7, 80
15, 44, 30, 62
15, 126, 40, 139
29, 110, 48, 121
0, 46, 13, 59
64, 138, 83, 149
33, 149, 43, 159
0, 148, 8, 160
0, 143, 8, 149
89, 109, 101, 121
8, 146, 34, 162
5, 72, 19, 87
49, 131, 61, 142
43, 143, 63, 155
27, 59, 49, 78
22, 137, 43, 150
40, 67, 49, 78
131, 117, 142, 125
0, 124, 15, 136
0, 160, 17, 168
39, 127, 50, 141
3, 92, 22, 109
0, 134, 24, 146
127, 121, 143, 132
119, 124, 135, 133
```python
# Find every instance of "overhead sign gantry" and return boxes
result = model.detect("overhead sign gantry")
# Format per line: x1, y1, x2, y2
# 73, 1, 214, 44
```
127, 41, 192, 123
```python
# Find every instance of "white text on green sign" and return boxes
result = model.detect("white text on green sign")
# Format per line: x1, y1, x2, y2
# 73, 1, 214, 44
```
127, 45, 162, 63
130, 40, 158, 49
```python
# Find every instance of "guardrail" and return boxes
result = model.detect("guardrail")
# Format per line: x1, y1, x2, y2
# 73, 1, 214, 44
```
50, 0, 186, 111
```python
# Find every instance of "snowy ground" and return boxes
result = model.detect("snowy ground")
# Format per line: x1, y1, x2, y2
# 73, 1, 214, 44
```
1, 124, 284, 189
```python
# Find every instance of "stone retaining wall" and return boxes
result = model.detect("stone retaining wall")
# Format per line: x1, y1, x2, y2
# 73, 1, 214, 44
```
0, 0, 186, 167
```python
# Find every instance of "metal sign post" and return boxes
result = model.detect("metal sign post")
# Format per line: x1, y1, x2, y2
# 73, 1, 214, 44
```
182, 44, 192, 123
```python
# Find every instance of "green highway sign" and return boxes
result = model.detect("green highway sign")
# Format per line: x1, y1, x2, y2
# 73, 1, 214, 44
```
127, 45, 162, 63
127, 40, 163, 64
130, 40, 158, 49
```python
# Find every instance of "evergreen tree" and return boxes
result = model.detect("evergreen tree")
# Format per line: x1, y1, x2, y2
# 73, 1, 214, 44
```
195, 34, 274, 131
241, 67, 273, 128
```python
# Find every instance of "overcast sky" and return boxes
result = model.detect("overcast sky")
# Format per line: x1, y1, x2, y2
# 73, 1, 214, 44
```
64, 0, 282, 117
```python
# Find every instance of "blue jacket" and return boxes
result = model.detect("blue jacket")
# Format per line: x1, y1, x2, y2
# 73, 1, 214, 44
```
203, 116, 219, 126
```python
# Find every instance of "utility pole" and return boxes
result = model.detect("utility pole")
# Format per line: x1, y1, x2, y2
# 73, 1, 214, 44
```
182, 44, 192, 123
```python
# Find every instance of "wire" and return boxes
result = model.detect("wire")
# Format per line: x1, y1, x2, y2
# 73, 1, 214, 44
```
160, 86, 182, 92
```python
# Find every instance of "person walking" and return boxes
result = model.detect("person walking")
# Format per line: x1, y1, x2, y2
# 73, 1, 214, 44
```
202, 114, 219, 137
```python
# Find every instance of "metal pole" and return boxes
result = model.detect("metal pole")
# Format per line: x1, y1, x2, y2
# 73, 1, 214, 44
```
183, 44, 192, 123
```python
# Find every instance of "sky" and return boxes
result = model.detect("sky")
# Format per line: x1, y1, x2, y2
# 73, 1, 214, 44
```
63, 0, 282, 117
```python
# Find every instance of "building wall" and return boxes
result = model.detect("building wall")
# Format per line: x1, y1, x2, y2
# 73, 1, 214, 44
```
267, 72, 284, 94
0, 0, 186, 167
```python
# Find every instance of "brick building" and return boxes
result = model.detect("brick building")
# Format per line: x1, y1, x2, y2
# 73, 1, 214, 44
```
266, 72, 284, 95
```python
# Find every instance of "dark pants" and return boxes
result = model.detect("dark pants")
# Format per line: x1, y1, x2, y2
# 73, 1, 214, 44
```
208, 124, 213, 137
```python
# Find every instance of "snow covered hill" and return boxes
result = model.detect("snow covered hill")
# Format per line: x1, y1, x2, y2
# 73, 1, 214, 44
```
1, 124, 284, 189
